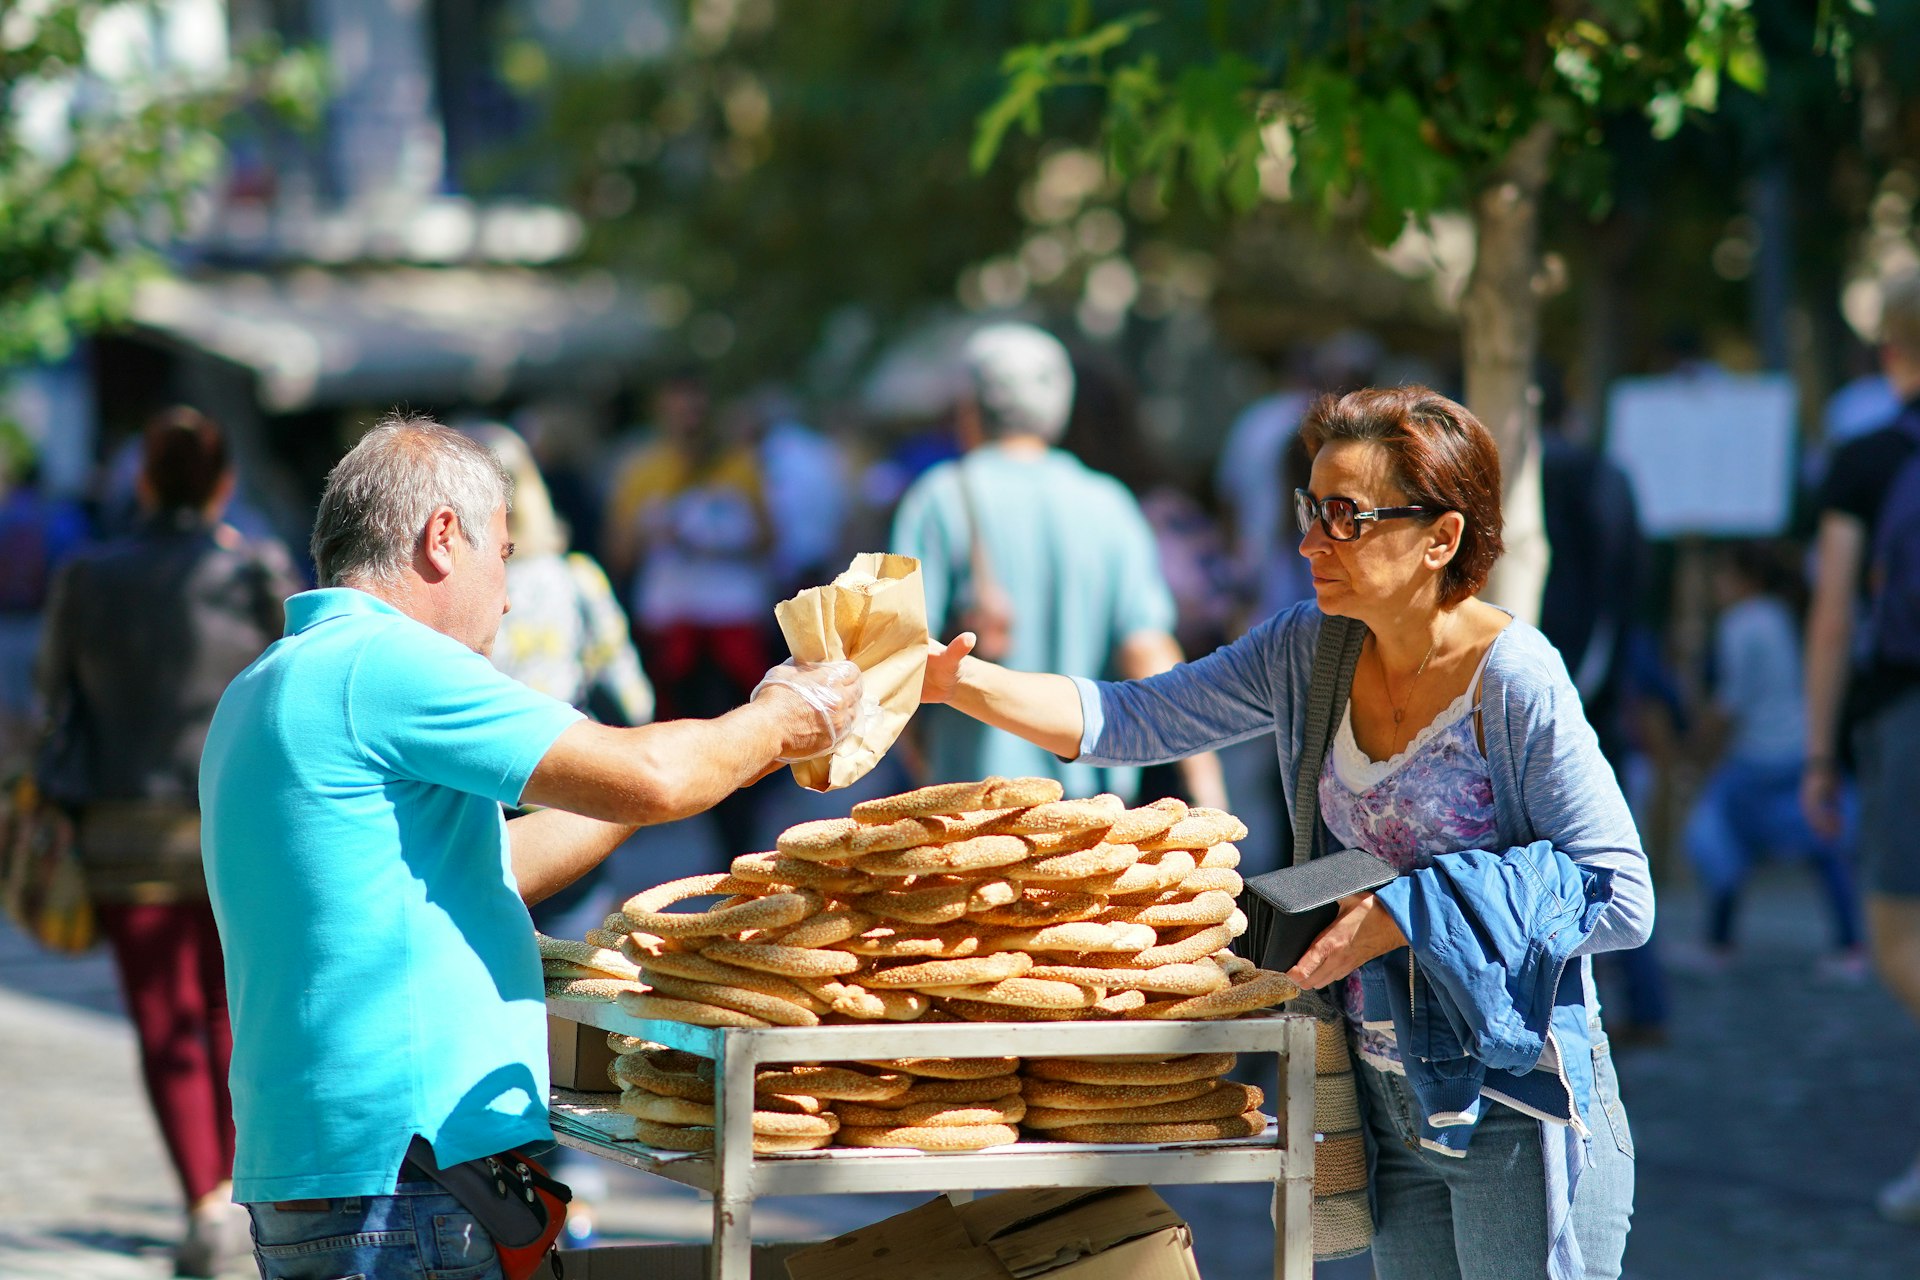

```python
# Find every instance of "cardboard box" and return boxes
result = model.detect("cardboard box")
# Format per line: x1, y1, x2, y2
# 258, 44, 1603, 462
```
548, 1014, 620, 1092
785, 1187, 1199, 1280
530, 1243, 811, 1280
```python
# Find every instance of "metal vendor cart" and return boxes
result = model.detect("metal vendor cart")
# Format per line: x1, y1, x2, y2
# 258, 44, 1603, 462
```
545, 999, 1318, 1280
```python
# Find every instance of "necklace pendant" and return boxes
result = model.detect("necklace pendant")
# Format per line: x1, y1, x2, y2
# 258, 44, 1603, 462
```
1393, 709, 1405, 726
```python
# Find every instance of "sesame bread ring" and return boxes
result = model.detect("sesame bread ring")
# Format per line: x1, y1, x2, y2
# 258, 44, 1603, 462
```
619, 1090, 840, 1137
982, 776, 1069, 809
1125, 890, 1241, 929
858, 836, 1033, 877
856, 877, 1018, 926
1176, 868, 1245, 896
1102, 850, 1195, 898
543, 959, 641, 983
539, 935, 643, 973
1021, 1076, 1220, 1110
622, 1118, 831, 1153
607, 1033, 651, 1054
1136, 808, 1249, 852
1213, 950, 1256, 979
1104, 805, 1183, 846
1132, 968, 1300, 1020
639, 971, 821, 1027
582, 929, 628, 949
865, 1074, 1025, 1106
1037, 1112, 1267, 1144
755, 1065, 911, 1101
856, 1057, 1021, 1080
622, 876, 821, 939
1014, 842, 1141, 882
773, 817, 859, 859
771, 905, 877, 951
1228, 908, 1248, 938
1023, 1081, 1262, 1129
616, 991, 771, 1028
1027, 961, 1229, 996
1024, 1052, 1237, 1086
728, 853, 877, 894
1020, 827, 1111, 856
1003, 795, 1125, 837
834, 1095, 1026, 1127
928, 810, 1028, 841
1133, 922, 1235, 968
851, 780, 994, 822
825, 985, 932, 1022
865, 951, 1033, 989
1198, 842, 1241, 869
921, 977, 1102, 1009
545, 976, 644, 1001
611, 1051, 712, 1100
601, 911, 638, 933
847, 817, 947, 855
835, 1123, 1020, 1152
938, 996, 1087, 1022
758, 1093, 830, 1116
979, 921, 1156, 955
617, 932, 679, 966
700, 938, 866, 978
831, 925, 983, 958
969, 890, 1108, 928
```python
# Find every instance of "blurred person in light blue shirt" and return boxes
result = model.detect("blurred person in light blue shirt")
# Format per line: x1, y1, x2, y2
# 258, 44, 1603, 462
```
891, 323, 1224, 806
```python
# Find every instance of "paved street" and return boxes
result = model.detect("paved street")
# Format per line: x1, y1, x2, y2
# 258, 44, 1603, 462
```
4, 856, 1919, 1279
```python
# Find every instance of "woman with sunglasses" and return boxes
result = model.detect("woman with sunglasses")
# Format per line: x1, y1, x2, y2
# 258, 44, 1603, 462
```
922, 385, 1645, 1280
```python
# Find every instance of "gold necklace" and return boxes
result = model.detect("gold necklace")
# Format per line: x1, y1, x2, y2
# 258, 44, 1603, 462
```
1379, 622, 1446, 728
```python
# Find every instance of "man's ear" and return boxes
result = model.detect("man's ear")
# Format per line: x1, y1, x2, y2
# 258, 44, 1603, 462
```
419, 506, 461, 581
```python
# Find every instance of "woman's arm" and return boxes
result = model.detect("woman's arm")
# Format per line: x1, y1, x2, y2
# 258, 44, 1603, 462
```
923, 610, 1291, 768
922, 633, 1086, 759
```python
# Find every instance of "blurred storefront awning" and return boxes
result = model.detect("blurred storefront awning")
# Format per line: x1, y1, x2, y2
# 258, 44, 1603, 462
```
130, 267, 657, 412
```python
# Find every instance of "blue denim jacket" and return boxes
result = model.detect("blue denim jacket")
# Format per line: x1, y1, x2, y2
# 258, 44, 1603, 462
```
1074, 602, 1652, 1280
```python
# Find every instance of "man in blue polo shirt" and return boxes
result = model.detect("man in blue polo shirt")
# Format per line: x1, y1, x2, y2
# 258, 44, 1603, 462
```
200, 416, 859, 1278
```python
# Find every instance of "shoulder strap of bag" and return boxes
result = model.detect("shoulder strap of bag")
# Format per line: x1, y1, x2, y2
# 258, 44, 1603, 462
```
956, 458, 1003, 608
1290, 614, 1367, 867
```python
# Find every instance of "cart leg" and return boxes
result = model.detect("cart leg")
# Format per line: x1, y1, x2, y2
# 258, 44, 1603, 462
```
711, 1033, 757, 1280
1274, 1018, 1317, 1280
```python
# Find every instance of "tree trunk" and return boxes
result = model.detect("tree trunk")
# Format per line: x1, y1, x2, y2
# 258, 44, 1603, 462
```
1462, 121, 1556, 624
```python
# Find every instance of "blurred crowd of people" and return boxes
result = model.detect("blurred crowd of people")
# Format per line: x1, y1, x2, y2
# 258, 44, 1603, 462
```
10, 285, 1920, 1268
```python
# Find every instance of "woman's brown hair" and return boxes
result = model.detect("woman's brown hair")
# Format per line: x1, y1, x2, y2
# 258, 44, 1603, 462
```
1298, 385, 1505, 607
142, 406, 230, 512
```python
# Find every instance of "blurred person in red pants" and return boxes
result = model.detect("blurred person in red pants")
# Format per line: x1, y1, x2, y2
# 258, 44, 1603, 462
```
35, 408, 301, 1275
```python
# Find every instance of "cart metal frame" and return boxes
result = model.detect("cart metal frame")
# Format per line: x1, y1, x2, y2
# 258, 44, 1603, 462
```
545, 999, 1317, 1280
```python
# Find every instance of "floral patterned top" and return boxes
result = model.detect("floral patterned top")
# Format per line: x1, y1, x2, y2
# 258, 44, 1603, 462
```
1320, 648, 1498, 1073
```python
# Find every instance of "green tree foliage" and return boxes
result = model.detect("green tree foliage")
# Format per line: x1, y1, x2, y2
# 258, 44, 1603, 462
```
0, 2, 322, 365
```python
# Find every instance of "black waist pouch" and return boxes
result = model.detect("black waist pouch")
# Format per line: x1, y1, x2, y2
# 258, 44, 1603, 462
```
404, 1136, 572, 1279
1237, 848, 1397, 973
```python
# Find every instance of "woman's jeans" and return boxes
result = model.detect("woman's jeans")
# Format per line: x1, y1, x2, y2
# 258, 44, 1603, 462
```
248, 1175, 504, 1280
1358, 1048, 1636, 1280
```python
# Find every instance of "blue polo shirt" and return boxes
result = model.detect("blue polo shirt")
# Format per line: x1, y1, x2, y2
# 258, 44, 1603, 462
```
200, 588, 584, 1203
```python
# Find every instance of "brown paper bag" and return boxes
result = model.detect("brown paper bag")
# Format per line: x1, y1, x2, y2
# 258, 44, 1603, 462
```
774, 553, 929, 792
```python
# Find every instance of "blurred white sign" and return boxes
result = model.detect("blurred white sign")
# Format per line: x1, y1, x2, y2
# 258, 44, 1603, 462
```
1604, 372, 1798, 537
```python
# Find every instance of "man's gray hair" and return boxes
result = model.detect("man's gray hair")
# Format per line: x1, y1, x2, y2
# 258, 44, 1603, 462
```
963, 323, 1076, 443
310, 414, 512, 587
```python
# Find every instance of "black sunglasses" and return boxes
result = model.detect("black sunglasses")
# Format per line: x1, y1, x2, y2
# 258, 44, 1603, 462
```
1294, 488, 1431, 542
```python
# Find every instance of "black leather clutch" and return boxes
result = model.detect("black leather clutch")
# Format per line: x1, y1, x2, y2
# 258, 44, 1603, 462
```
1237, 848, 1398, 973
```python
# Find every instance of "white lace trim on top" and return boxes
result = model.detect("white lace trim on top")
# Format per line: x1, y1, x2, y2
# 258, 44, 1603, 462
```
1329, 643, 1499, 793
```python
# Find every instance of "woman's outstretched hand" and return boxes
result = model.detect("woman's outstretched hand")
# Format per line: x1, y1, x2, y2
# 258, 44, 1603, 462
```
921, 633, 976, 704
1286, 893, 1410, 990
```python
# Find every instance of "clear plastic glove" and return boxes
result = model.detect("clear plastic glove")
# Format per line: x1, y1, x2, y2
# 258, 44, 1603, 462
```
752, 658, 864, 762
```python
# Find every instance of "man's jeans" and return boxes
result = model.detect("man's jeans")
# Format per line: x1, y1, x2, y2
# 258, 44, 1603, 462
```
1359, 1047, 1636, 1280
248, 1174, 504, 1280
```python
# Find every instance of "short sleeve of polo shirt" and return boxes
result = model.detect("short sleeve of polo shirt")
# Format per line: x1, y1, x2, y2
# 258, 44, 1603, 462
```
346, 620, 584, 806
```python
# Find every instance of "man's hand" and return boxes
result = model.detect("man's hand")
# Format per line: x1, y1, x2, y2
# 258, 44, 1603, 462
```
753, 659, 863, 761
922, 633, 976, 705
1801, 761, 1845, 842
1287, 893, 1410, 991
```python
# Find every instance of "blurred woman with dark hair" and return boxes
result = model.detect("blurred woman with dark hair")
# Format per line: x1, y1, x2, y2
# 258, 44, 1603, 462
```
35, 407, 302, 1276
922, 386, 1646, 1279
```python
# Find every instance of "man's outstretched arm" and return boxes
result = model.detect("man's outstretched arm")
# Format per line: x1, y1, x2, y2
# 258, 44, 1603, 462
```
510, 664, 858, 903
